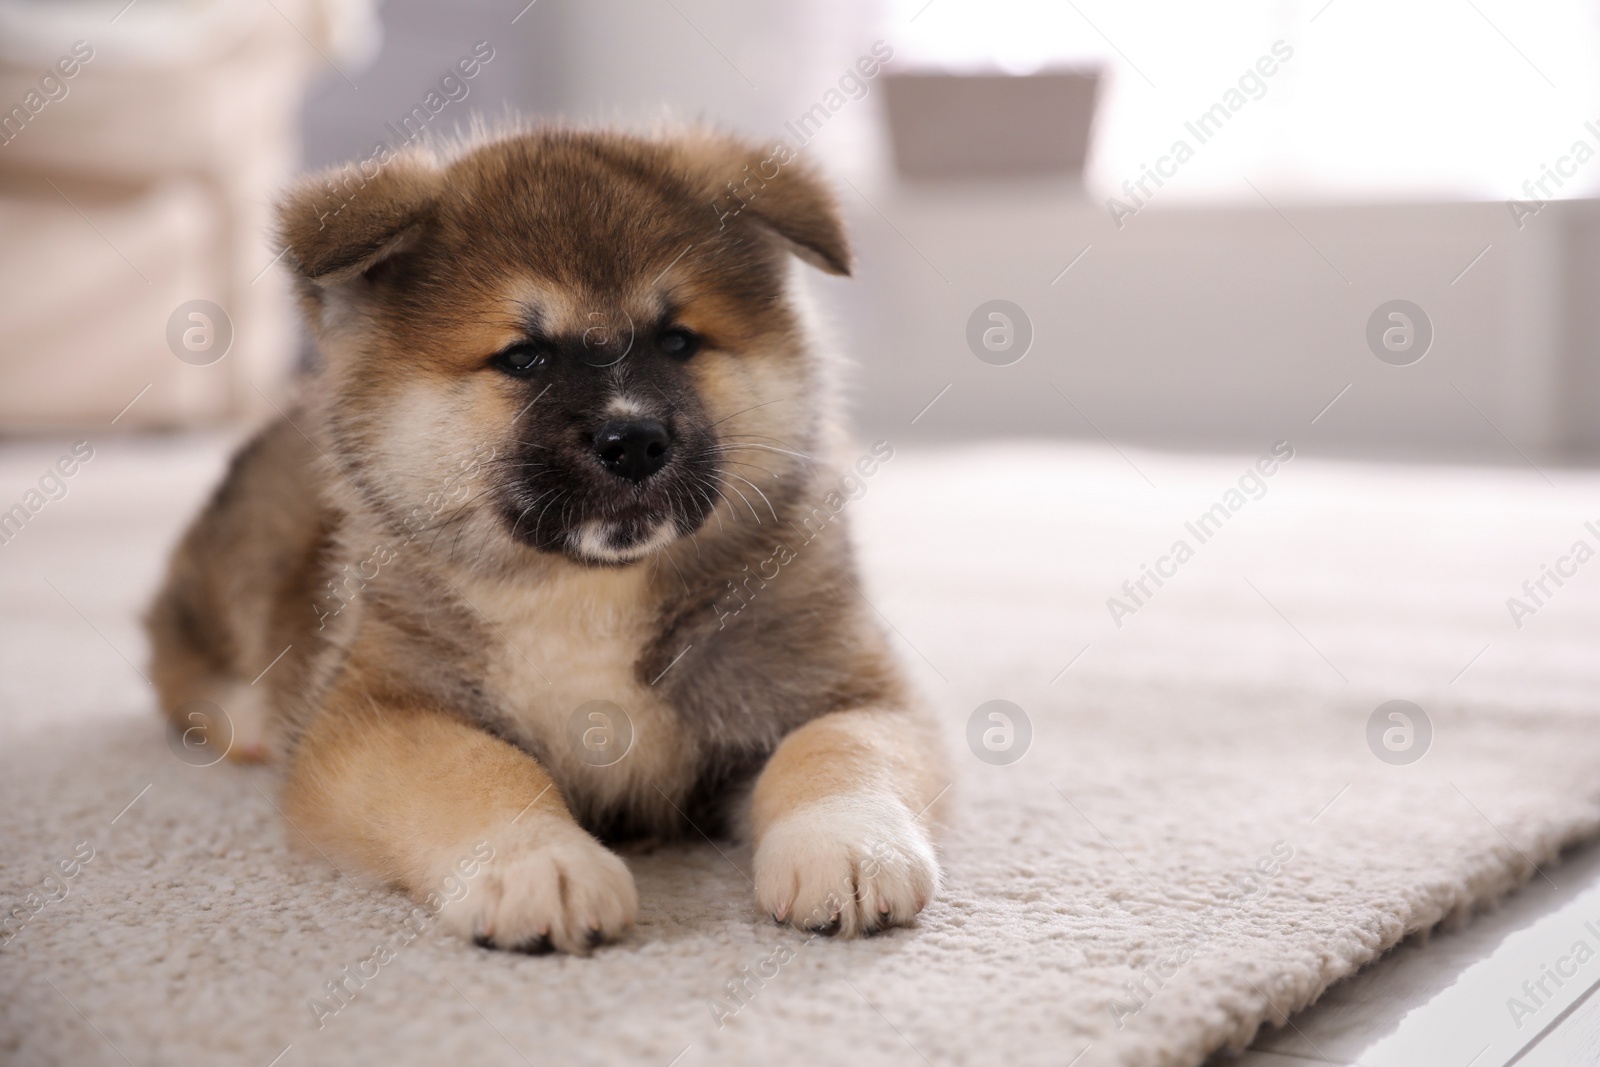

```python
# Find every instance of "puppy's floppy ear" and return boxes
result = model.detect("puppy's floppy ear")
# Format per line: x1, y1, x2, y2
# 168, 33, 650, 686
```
678, 132, 853, 276
277, 156, 444, 284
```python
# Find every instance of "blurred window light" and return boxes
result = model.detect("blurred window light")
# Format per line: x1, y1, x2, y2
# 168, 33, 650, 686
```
888, 0, 1600, 202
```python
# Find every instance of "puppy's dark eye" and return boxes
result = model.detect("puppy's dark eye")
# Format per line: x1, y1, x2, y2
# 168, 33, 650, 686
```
492, 343, 547, 377
658, 327, 699, 361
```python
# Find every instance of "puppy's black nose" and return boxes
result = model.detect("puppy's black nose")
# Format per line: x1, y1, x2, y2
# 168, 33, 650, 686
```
594, 418, 671, 483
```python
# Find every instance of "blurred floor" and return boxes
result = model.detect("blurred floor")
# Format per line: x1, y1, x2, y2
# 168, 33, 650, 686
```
1217, 835, 1600, 1065
4, 432, 1600, 1066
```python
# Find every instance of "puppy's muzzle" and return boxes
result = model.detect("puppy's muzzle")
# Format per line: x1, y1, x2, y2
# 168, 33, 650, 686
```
593, 418, 671, 484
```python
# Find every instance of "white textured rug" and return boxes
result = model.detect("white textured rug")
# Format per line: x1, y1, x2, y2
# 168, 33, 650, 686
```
3, 434, 1600, 1067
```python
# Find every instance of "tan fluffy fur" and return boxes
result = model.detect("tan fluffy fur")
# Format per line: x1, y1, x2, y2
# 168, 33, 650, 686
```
146, 124, 947, 954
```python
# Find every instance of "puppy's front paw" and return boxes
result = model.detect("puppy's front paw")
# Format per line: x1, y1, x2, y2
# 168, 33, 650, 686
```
435, 826, 637, 955
753, 796, 939, 937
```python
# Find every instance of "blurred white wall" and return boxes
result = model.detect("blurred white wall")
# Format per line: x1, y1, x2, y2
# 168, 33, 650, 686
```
838, 189, 1600, 461
285, 0, 1600, 462
0, 0, 368, 429
890, 0, 1600, 205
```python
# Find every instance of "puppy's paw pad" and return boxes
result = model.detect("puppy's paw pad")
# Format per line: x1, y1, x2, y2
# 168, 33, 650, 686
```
754, 796, 939, 938
438, 830, 636, 955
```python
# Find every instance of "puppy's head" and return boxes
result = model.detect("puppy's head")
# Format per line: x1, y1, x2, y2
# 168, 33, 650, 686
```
279, 127, 849, 566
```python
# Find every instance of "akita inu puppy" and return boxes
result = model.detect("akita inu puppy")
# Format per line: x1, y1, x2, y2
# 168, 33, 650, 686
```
147, 126, 945, 955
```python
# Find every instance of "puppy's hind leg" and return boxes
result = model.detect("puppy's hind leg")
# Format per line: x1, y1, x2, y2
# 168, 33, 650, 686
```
145, 583, 274, 764
169, 678, 274, 764
145, 417, 327, 764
